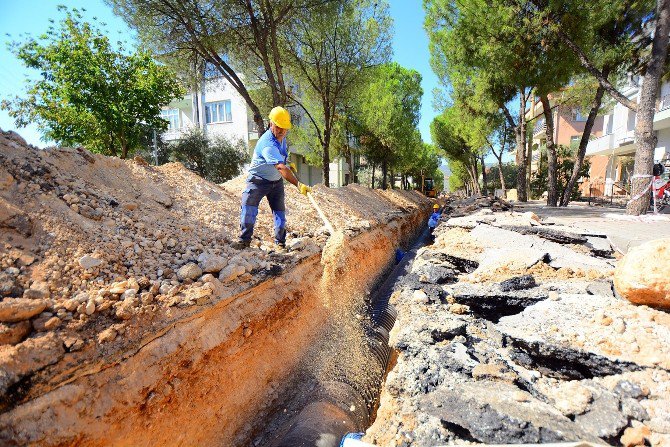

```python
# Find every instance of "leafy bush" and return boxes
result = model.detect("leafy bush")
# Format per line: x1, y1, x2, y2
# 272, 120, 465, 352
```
169, 128, 249, 183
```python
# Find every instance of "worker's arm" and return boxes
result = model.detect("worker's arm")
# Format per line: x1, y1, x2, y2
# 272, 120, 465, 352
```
276, 163, 311, 194
276, 162, 299, 187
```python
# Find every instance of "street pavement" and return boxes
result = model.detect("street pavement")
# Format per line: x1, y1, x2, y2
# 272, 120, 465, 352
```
514, 200, 670, 254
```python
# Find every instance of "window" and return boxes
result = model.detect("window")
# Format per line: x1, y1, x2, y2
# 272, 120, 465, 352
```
161, 109, 179, 130
571, 108, 587, 122
205, 100, 232, 123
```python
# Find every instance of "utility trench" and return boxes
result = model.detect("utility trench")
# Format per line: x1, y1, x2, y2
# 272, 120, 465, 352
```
0, 201, 431, 447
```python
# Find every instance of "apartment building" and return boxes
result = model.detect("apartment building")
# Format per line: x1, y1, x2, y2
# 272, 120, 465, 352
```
526, 94, 604, 176
160, 76, 351, 187
583, 77, 670, 197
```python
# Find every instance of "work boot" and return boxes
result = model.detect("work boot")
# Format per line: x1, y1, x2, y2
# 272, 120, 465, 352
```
231, 239, 251, 250
273, 242, 287, 253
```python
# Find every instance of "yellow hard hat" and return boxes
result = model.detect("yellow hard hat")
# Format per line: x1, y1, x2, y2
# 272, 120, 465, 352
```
269, 106, 292, 129
433, 204, 439, 209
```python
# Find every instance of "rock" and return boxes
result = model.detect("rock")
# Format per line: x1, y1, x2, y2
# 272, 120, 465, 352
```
115, 300, 135, 320
78, 255, 102, 270
614, 238, 670, 308
419, 381, 597, 444
0, 321, 31, 345
0, 333, 65, 395
499, 275, 537, 292
448, 303, 469, 314
22, 288, 47, 300
198, 253, 228, 273
44, 316, 61, 330
0, 271, 21, 297
416, 264, 457, 285
109, 281, 128, 295
63, 337, 84, 352
412, 289, 429, 304
549, 381, 593, 416
177, 263, 203, 281
98, 327, 118, 343
84, 300, 96, 316
620, 425, 651, 447
121, 202, 137, 211
0, 298, 47, 323
78, 204, 102, 220
574, 389, 628, 440
219, 264, 246, 283
286, 237, 307, 251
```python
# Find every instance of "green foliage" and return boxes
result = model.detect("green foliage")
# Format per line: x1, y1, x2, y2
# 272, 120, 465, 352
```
488, 163, 519, 190
169, 128, 249, 184
1, 7, 183, 158
531, 145, 590, 201
447, 160, 469, 192
344, 62, 425, 187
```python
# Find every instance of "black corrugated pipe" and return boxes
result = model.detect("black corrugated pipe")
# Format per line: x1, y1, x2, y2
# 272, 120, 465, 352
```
269, 228, 432, 447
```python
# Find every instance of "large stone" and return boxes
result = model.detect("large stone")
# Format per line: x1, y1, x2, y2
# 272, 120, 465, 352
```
176, 263, 202, 281
78, 255, 103, 270
219, 264, 246, 283
0, 321, 31, 345
0, 298, 47, 323
614, 238, 670, 308
0, 333, 65, 395
197, 253, 228, 273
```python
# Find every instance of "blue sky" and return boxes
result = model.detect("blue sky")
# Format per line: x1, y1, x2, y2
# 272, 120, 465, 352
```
0, 1, 440, 149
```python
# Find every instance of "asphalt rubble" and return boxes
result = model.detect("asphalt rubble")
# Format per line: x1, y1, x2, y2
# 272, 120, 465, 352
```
364, 196, 670, 447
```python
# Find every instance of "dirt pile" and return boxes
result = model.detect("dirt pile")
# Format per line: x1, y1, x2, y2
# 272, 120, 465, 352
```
0, 128, 432, 427
364, 202, 670, 447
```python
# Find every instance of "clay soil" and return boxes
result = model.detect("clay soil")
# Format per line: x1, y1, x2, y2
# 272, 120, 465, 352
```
0, 129, 432, 446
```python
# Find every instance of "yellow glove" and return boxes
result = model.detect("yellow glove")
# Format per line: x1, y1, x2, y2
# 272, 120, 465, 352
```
298, 182, 312, 195
289, 162, 298, 174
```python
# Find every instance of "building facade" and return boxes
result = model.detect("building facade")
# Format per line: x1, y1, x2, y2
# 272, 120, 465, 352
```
526, 94, 604, 178
161, 77, 347, 187
583, 78, 670, 197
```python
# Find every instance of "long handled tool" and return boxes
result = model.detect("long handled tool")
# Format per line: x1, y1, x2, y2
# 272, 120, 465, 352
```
307, 191, 335, 234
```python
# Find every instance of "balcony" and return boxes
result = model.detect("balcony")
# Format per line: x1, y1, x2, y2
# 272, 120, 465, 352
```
659, 94, 670, 112
532, 117, 546, 137
162, 127, 187, 141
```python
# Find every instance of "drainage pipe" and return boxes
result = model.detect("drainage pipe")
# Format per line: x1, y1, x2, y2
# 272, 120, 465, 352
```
270, 227, 432, 447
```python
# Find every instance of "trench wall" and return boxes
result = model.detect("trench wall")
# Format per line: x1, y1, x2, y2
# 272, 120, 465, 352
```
0, 206, 429, 446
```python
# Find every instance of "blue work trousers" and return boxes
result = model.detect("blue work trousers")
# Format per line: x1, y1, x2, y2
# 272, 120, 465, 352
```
239, 175, 286, 244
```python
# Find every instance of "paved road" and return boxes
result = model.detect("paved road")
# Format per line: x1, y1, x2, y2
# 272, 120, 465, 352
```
514, 200, 670, 254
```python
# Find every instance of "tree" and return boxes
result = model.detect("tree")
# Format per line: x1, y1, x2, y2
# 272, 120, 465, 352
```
169, 128, 248, 183
348, 63, 423, 189
531, 145, 591, 202
107, 0, 336, 133
283, 0, 392, 186
534, 0, 669, 214
1, 8, 183, 158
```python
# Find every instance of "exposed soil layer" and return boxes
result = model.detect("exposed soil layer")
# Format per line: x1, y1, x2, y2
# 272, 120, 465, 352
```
0, 129, 432, 446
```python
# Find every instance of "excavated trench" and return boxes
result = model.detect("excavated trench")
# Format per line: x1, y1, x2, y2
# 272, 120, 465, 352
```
0, 205, 430, 447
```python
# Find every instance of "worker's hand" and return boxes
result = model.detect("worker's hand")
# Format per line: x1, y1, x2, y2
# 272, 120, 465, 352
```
298, 182, 312, 195
289, 162, 297, 174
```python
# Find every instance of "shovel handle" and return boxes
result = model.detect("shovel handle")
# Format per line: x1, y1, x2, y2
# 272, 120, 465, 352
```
307, 191, 335, 234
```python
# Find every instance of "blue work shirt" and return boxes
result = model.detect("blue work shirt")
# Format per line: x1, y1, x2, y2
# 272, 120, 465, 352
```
248, 128, 288, 181
428, 212, 441, 228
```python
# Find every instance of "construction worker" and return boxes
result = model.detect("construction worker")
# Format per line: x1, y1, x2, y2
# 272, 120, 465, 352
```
428, 204, 441, 238
232, 106, 312, 250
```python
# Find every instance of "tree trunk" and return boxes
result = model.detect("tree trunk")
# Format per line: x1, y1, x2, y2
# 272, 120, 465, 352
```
561, 76, 607, 206
382, 158, 388, 189
348, 150, 356, 184
480, 153, 488, 196
371, 163, 376, 189
515, 92, 528, 201
495, 154, 506, 195
627, 0, 670, 215
540, 95, 558, 206
322, 128, 331, 187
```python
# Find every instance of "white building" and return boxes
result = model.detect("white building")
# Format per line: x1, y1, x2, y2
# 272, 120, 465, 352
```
583, 77, 670, 197
160, 76, 349, 187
